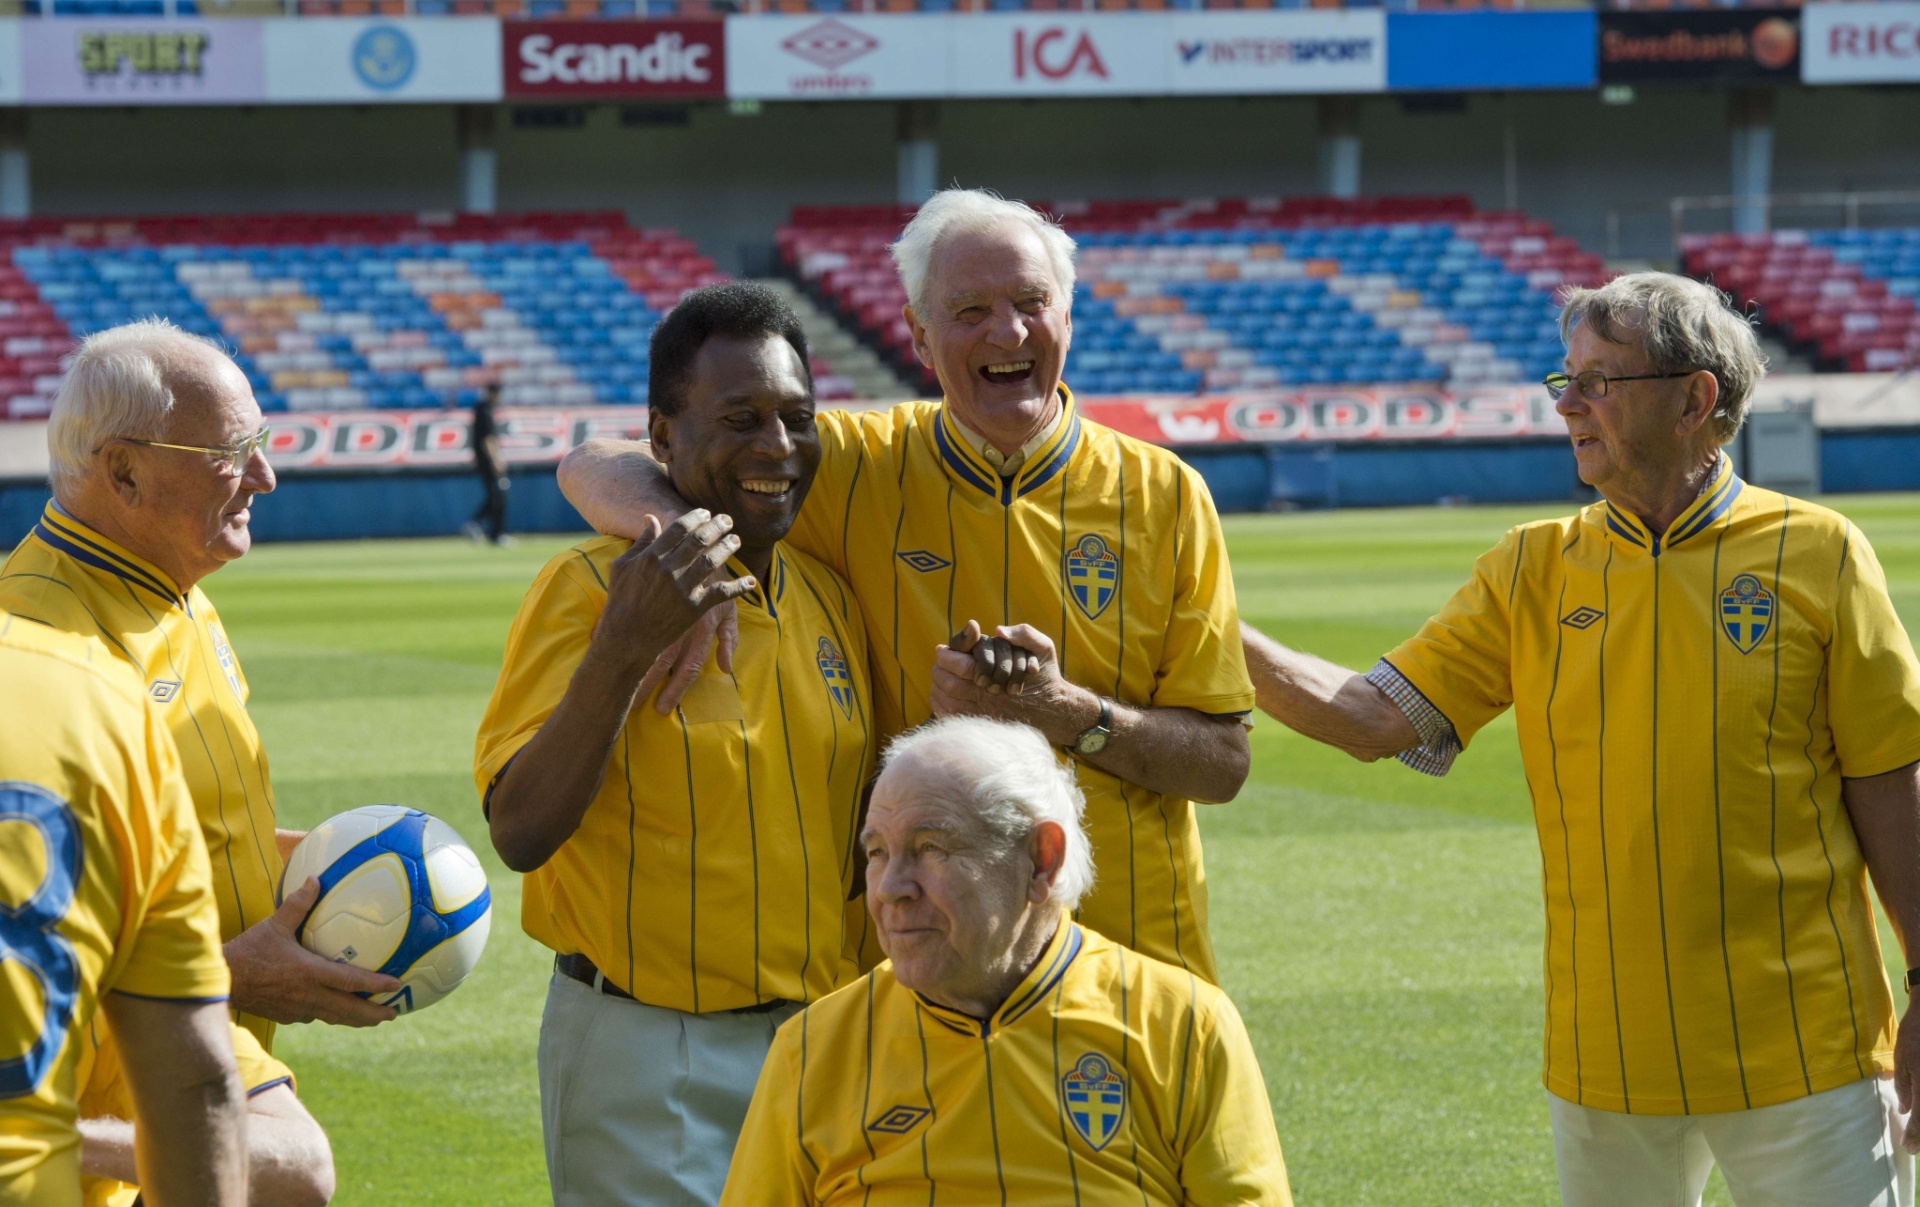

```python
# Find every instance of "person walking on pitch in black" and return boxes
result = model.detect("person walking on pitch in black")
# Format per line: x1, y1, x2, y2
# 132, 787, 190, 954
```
464, 382, 511, 545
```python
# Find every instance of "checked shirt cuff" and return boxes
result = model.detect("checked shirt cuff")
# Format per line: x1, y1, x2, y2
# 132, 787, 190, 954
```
1364, 659, 1461, 778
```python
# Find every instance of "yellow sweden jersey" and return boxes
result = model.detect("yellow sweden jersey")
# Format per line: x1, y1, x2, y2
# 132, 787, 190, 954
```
1384, 458, 1920, 1114
73, 1017, 293, 1207
0, 503, 280, 1052
720, 917, 1291, 1207
788, 393, 1253, 982
0, 612, 230, 1205
475, 539, 875, 1012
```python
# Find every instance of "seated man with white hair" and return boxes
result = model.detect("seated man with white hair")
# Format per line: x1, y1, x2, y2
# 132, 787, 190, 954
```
562, 188, 1254, 983
719, 716, 1292, 1207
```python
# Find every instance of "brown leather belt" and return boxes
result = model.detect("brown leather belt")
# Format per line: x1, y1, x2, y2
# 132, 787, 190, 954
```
555, 953, 795, 1014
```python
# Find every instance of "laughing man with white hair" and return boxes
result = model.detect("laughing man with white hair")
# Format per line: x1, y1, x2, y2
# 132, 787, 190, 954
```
561, 188, 1256, 982
718, 716, 1293, 1207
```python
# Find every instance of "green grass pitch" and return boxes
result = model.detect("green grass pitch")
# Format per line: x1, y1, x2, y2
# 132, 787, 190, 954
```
203, 493, 1920, 1206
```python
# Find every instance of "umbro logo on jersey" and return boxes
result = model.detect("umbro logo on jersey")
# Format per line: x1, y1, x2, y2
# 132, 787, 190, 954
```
1560, 607, 1604, 630
149, 678, 182, 702
868, 1105, 931, 1134
1060, 1052, 1127, 1150
896, 550, 952, 573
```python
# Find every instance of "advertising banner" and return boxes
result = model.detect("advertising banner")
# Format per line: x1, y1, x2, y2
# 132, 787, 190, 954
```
1075, 388, 1567, 446
1385, 11, 1597, 92
264, 19, 500, 103
725, 14, 943, 100
1802, 2, 1920, 84
1167, 11, 1384, 95
1597, 9, 1801, 84
259, 407, 651, 473
504, 19, 724, 99
946, 14, 1165, 97
22, 18, 266, 105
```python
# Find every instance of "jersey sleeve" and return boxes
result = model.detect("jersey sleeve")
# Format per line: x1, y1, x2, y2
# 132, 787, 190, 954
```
1178, 993, 1294, 1207
716, 1019, 816, 1207
108, 698, 230, 1003
1827, 524, 1920, 778
230, 1023, 294, 1097
1379, 526, 1524, 756
1152, 463, 1255, 715
784, 407, 865, 582
472, 553, 609, 801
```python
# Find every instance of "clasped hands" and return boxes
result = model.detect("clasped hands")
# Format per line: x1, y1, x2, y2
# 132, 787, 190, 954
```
930, 620, 1099, 748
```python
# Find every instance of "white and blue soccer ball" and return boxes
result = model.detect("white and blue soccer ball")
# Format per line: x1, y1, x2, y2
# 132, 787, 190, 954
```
282, 805, 492, 1015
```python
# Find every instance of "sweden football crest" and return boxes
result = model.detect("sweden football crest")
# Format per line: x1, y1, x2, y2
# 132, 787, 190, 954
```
1720, 574, 1775, 654
816, 636, 855, 719
1060, 1052, 1127, 1151
1065, 535, 1119, 621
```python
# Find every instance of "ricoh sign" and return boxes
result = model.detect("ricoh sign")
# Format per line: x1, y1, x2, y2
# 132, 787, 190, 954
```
505, 20, 724, 99
1802, 1, 1920, 83
724, 11, 1386, 100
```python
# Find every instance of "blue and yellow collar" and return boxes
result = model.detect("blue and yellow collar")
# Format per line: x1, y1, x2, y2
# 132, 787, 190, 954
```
912, 913, 1083, 1039
728, 547, 787, 617
1600, 455, 1743, 558
933, 388, 1082, 506
32, 502, 186, 607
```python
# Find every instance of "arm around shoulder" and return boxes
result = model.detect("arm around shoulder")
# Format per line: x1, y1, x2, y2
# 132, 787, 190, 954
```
557, 438, 685, 540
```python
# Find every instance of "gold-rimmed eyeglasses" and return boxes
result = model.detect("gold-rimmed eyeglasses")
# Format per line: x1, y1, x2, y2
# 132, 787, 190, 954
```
1543, 371, 1697, 402
102, 428, 272, 474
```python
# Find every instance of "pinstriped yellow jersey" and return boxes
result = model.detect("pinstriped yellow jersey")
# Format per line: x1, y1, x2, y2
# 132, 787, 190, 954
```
0, 612, 230, 1205
474, 538, 875, 1012
73, 1017, 293, 1207
1384, 457, 1920, 1115
0, 503, 280, 1054
719, 917, 1292, 1207
789, 392, 1254, 983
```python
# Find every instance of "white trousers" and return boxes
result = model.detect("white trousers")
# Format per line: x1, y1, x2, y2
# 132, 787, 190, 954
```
538, 971, 800, 1207
1549, 1078, 1914, 1207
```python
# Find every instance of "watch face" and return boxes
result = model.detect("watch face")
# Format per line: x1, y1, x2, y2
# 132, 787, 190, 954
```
1077, 730, 1109, 756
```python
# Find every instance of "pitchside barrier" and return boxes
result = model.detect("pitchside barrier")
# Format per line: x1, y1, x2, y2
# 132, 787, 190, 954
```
2, 373, 1916, 544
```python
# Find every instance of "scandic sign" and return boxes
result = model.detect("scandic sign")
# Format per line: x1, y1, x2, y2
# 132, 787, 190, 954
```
504, 20, 724, 99
1802, 2, 1920, 83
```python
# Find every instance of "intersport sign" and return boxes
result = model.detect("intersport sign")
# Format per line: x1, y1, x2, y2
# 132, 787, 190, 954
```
724, 11, 1385, 100
1803, 2, 1920, 83
504, 20, 724, 99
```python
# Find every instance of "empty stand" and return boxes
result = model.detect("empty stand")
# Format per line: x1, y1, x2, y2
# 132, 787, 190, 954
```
1, 211, 728, 419
1684, 230, 1920, 374
782, 196, 1605, 397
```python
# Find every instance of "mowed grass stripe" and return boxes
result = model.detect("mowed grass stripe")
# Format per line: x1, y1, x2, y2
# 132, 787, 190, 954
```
189, 494, 1920, 1206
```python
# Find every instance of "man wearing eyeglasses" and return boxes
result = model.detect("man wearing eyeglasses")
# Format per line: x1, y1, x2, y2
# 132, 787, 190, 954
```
0, 318, 389, 1202
1241, 272, 1920, 1205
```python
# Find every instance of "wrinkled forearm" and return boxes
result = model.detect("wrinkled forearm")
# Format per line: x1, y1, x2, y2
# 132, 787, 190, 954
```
1241, 621, 1417, 762
1088, 702, 1249, 804
106, 996, 247, 1207
1845, 761, 1920, 962
557, 439, 687, 540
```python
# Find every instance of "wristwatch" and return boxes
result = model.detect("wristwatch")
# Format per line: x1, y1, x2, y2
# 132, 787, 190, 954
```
1906, 966, 1920, 994
1072, 697, 1112, 757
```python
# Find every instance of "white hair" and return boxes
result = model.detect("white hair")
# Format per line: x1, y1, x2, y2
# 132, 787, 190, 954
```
46, 318, 229, 498
880, 715, 1095, 914
890, 189, 1078, 320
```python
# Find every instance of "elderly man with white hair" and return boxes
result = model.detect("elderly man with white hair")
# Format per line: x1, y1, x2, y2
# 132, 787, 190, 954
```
1243, 272, 1920, 1206
718, 716, 1292, 1207
562, 188, 1255, 983
0, 317, 392, 1206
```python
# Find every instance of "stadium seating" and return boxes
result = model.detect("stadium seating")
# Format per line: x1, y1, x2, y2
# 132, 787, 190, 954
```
1683, 229, 1920, 374
782, 196, 1605, 395
2, 211, 731, 420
